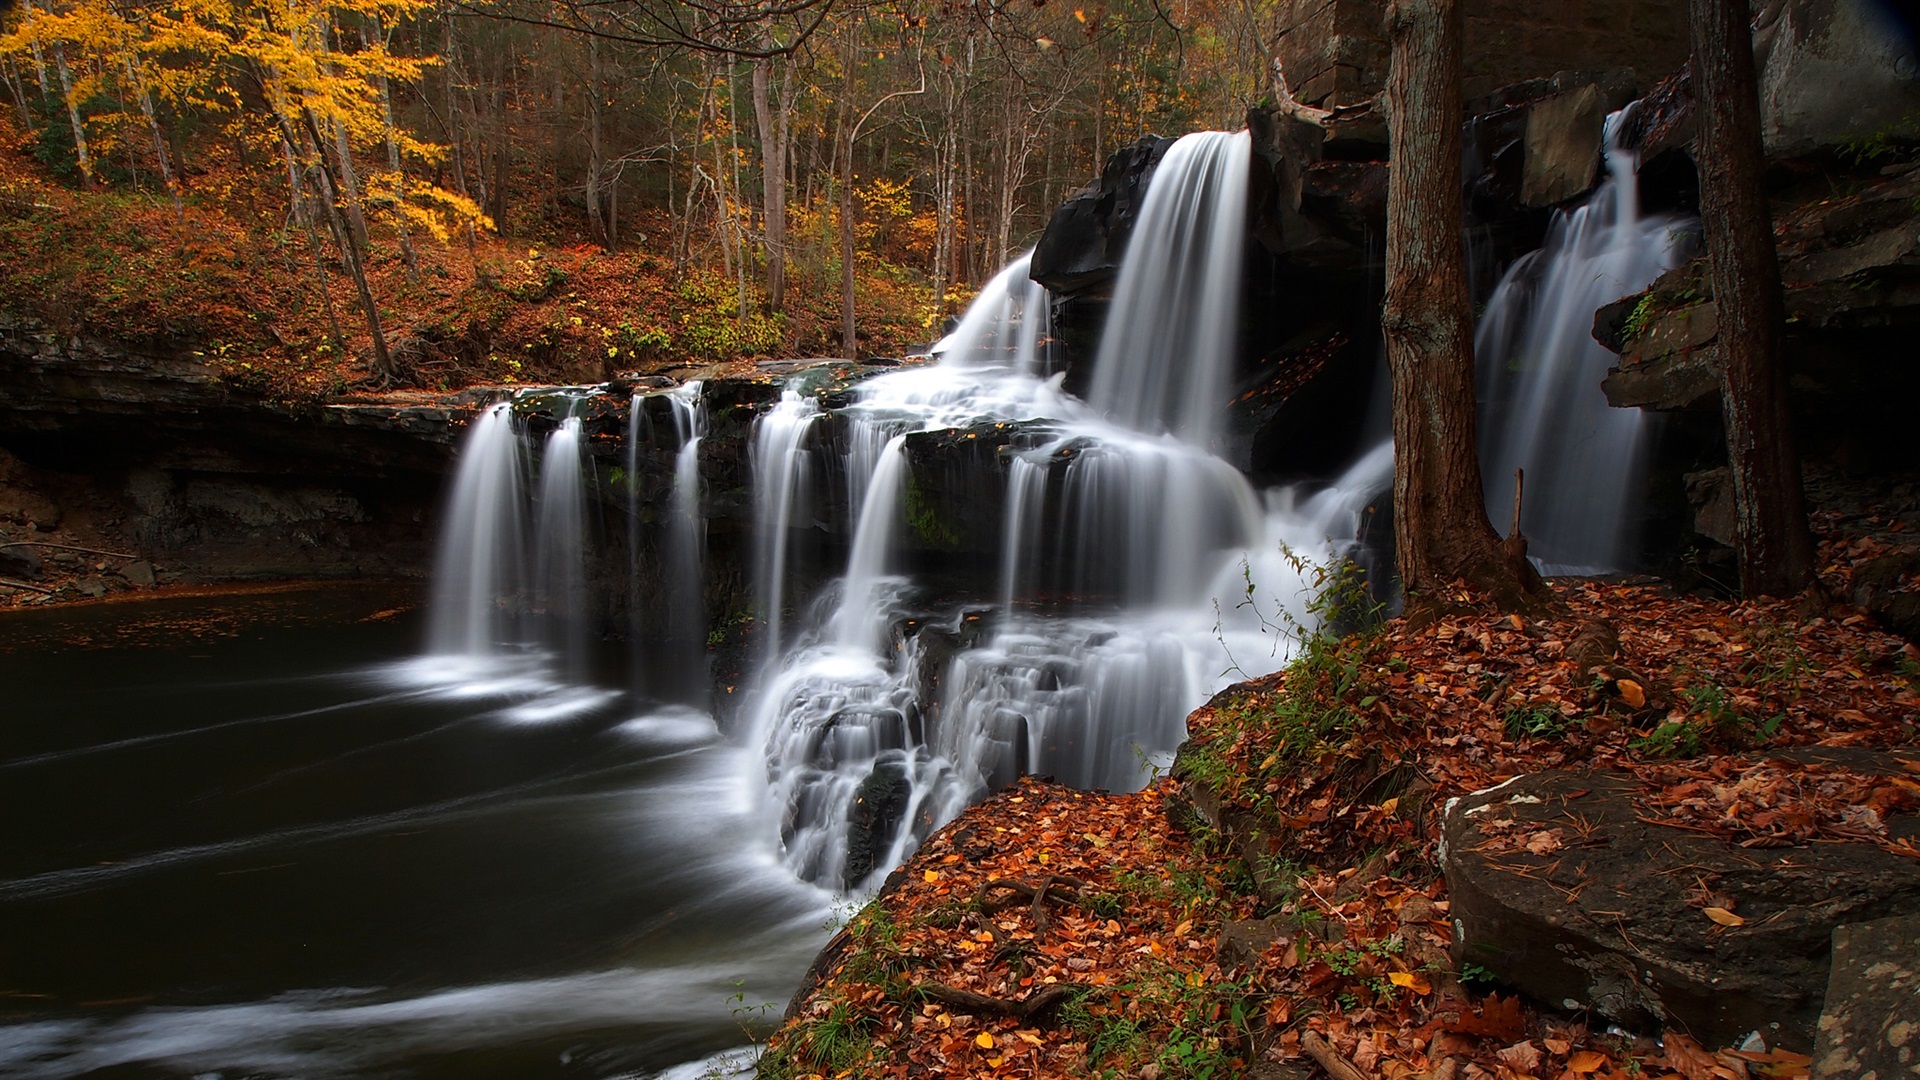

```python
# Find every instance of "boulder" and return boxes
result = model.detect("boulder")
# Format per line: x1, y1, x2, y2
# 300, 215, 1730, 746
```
1522, 84, 1607, 207
0, 542, 42, 579
844, 757, 913, 890
1030, 135, 1175, 296
121, 559, 156, 587
1442, 753, 1920, 1050
1853, 549, 1920, 643
1755, 0, 1920, 159
1812, 914, 1920, 1079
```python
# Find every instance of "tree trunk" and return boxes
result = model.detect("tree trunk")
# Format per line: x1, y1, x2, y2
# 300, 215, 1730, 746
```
3, 58, 34, 129
751, 52, 791, 311
373, 19, 419, 277
51, 45, 90, 187
293, 106, 396, 382
839, 32, 858, 359
1381, 0, 1541, 609
584, 34, 611, 251
1689, 0, 1815, 597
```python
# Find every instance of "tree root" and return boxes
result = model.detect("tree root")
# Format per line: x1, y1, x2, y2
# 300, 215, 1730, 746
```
976, 874, 1091, 935
916, 982, 1078, 1020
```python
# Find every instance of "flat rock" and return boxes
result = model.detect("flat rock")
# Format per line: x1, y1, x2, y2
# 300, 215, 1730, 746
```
1813, 914, 1920, 1079
1442, 751, 1920, 1050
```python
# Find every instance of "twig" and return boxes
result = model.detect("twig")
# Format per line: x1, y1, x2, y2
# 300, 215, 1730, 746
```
0, 576, 54, 594
1302, 1029, 1373, 1080
0, 541, 139, 560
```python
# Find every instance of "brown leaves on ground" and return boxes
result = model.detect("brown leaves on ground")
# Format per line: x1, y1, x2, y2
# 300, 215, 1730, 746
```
769, 581, 1910, 1080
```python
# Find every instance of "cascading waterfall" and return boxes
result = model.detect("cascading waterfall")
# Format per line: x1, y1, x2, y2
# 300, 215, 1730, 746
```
662, 382, 709, 703
1476, 112, 1696, 572
745, 129, 1391, 891
533, 416, 590, 681
426, 402, 528, 662
1086, 130, 1251, 446
752, 391, 823, 662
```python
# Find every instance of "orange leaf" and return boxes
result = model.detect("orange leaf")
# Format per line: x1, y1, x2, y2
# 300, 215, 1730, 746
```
1617, 679, 1646, 708
1568, 1050, 1608, 1073
1388, 971, 1432, 994
1703, 907, 1746, 927
975, 1031, 995, 1049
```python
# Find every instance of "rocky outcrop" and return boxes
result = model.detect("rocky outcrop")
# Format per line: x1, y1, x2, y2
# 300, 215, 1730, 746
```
1029, 135, 1175, 297
1441, 753, 1920, 1051
1754, 0, 1920, 159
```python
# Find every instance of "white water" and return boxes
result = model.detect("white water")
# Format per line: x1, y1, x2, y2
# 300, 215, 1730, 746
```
1087, 130, 1251, 447
1476, 112, 1695, 572
745, 131, 1392, 892
425, 403, 527, 660
662, 383, 709, 702
534, 416, 590, 681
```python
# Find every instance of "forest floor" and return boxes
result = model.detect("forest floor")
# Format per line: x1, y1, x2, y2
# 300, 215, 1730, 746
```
761, 516, 1920, 1080
0, 115, 950, 403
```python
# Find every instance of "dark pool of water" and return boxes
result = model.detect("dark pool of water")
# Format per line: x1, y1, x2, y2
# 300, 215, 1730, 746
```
0, 585, 830, 1078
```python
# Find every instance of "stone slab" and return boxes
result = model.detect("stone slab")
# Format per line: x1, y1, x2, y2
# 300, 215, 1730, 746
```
1813, 914, 1920, 1079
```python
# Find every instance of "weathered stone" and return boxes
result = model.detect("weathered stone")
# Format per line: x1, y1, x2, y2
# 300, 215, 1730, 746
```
1684, 467, 1737, 548
1442, 755, 1920, 1050
1812, 914, 1920, 1079
1523, 84, 1606, 207
1755, 0, 1920, 159
0, 542, 42, 579
121, 559, 156, 587
1604, 340, 1721, 411
1219, 917, 1290, 971
73, 575, 108, 598
1854, 549, 1920, 643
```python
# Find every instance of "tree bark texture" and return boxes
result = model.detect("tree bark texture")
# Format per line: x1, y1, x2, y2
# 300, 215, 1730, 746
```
1381, 0, 1538, 608
1688, 0, 1815, 597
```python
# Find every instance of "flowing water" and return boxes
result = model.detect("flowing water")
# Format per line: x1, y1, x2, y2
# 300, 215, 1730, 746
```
1475, 112, 1697, 572
0, 117, 1671, 1076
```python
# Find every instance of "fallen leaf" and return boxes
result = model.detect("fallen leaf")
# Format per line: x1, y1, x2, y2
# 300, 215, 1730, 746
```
1617, 678, 1646, 708
1496, 1040, 1543, 1073
1567, 1049, 1608, 1073
1388, 971, 1432, 994
1703, 906, 1746, 927
975, 1031, 995, 1049
923, 869, 940, 883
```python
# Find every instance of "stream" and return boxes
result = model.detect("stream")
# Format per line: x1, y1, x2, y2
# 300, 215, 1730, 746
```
0, 586, 821, 1078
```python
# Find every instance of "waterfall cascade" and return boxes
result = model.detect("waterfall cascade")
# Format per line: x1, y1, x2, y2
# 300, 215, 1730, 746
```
417, 117, 1669, 897
1475, 112, 1697, 572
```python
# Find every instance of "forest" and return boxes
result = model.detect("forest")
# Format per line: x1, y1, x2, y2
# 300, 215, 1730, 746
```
0, 0, 1278, 391
1, 0, 1918, 1076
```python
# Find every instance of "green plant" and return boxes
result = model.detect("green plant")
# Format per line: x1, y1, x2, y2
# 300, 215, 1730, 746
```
1618, 291, 1656, 342
1631, 679, 1784, 758
1504, 702, 1568, 741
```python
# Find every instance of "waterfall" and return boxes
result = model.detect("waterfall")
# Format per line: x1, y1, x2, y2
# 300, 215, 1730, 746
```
831, 435, 908, 653
663, 383, 709, 703
1086, 130, 1251, 446
752, 391, 822, 661
1476, 113, 1696, 572
426, 403, 528, 661
534, 416, 590, 681
743, 129, 1390, 892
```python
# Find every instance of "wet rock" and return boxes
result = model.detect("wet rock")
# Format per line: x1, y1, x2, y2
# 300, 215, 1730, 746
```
1812, 914, 1920, 1079
1755, 0, 1920, 159
1442, 755, 1920, 1050
74, 575, 108, 598
1030, 135, 1175, 297
844, 758, 913, 891
1522, 84, 1606, 207
121, 559, 155, 587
